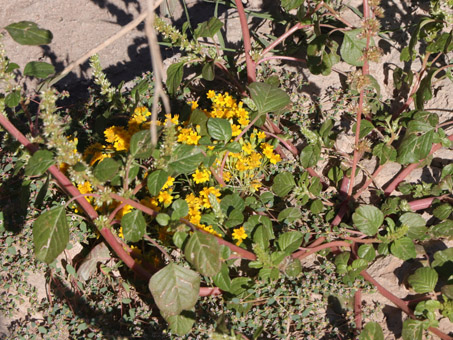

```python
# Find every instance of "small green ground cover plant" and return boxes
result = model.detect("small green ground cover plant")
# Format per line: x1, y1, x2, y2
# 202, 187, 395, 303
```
1, 0, 453, 339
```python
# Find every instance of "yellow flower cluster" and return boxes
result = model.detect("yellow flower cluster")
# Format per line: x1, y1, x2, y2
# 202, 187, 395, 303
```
185, 189, 222, 238
206, 90, 250, 127
232, 226, 247, 246
261, 142, 282, 164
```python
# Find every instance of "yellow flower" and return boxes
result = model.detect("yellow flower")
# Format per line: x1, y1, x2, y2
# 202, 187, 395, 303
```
140, 197, 160, 212
158, 190, 174, 205
238, 117, 250, 126
104, 126, 130, 151
207, 90, 216, 99
134, 106, 151, 117
199, 224, 222, 238
192, 169, 210, 184
116, 204, 133, 219
186, 131, 201, 145
231, 124, 242, 137
189, 101, 199, 110
84, 143, 110, 166
242, 142, 253, 155
268, 152, 282, 164
232, 227, 247, 246
162, 176, 175, 190
118, 226, 124, 239
164, 114, 179, 125
177, 128, 191, 143
199, 186, 221, 209
77, 181, 93, 202
251, 181, 262, 192
257, 131, 266, 139
223, 171, 231, 182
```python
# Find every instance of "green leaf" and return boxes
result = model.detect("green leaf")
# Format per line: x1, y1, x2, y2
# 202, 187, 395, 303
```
202, 61, 215, 81
358, 244, 376, 262
93, 158, 119, 182
277, 231, 303, 254
281, 0, 304, 11
76, 243, 110, 282
156, 213, 170, 226
147, 170, 169, 196
184, 231, 221, 277
414, 69, 436, 110
272, 172, 296, 197
373, 143, 396, 164
130, 130, 153, 159
24, 150, 55, 176
335, 252, 350, 274
278, 207, 301, 223
397, 130, 434, 164
300, 143, 321, 168
207, 118, 232, 141
441, 285, 453, 299
310, 199, 323, 214
432, 248, 453, 268
220, 193, 245, 215
166, 62, 184, 96
189, 109, 209, 136
225, 141, 242, 153
399, 212, 427, 240
23, 61, 55, 78
431, 220, 453, 237
149, 263, 200, 316
358, 120, 375, 138
340, 29, 368, 67
168, 144, 204, 175
5, 21, 53, 45
307, 35, 340, 75
33, 206, 69, 264
194, 17, 223, 39
165, 310, 195, 336
359, 321, 384, 340
327, 166, 343, 185
253, 225, 271, 249
352, 205, 384, 236
212, 264, 232, 292
426, 32, 453, 53
408, 267, 438, 293
121, 210, 146, 243
5, 90, 21, 108
224, 209, 244, 228
248, 82, 290, 115
5, 62, 20, 73
171, 199, 189, 221
433, 203, 453, 220
390, 237, 416, 260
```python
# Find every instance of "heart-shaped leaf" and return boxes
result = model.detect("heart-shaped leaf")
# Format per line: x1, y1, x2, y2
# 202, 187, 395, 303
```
248, 82, 290, 115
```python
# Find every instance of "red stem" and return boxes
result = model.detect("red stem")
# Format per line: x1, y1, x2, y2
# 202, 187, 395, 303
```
354, 289, 362, 332
292, 240, 352, 260
234, 0, 255, 83
259, 23, 309, 59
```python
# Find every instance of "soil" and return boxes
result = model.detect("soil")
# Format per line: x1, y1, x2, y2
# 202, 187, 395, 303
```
1, 0, 452, 339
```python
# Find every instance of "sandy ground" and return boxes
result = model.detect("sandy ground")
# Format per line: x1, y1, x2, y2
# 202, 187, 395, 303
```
1, 0, 453, 339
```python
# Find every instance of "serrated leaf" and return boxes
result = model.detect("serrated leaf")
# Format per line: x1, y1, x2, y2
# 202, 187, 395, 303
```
358, 244, 376, 262
149, 263, 200, 316
33, 206, 69, 263
166, 62, 184, 96
168, 144, 204, 175
165, 310, 195, 336
432, 248, 453, 268
171, 199, 189, 220
358, 120, 375, 138
5, 21, 53, 45
397, 130, 434, 164
147, 170, 169, 196
373, 143, 396, 164
300, 143, 321, 168
207, 118, 232, 141
433, 203, 453, 220
5, 90, 21, 108
184, 231, 221, 277
278, 207, 301, 223
399, 212, 427, 240
359, 321, 384, 340
194, 17, 223, 39
272, 172, 296, 197
408, 267, 438, 293
402, 319, 423, 340
130, 130, 153, 159
248, 82, 290, 115
121, 210, 146, 243
352, 205, 384, 236
335, 252, 350, 274
340, 29, 368, 67
390, 237, 416, 260
24, 150, 55, 176
76, 243, 110, 282
23, 61, 55, 78
93, 158, 119, 182
277, 231, 303, 254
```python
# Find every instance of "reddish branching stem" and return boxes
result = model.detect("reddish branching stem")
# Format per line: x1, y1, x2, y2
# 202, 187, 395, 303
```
234, 0, 255, 83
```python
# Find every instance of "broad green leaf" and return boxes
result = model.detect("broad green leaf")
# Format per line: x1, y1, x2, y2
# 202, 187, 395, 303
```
189, 109, 209, 136
171, 199, 189, 220
166, 62, 184, 96
194, 17, 223, 39
277, 231, 303, 254
121, 210, 146, 243
184, 231, 221, 277
358, 120, 375, 138
5, 62, 20, 73
408, 267, 438, 293
224, 209, 244, 228
397, 130, 434, 164
5, 21, 53, 45
272, 172, 296, 197
93, 158, 119, 182
149, 263, 200, 316
225, 141, 242, 153
307, 35, 340, 75
402, 319, 423, 340
300, 143, 321, 168
432, 248, 453, 268
278, 207, 301, 223
335, 252, 350, 274
441, 164, 453, 180
253, 225, 271, 249
76, 243, 110, 282
340, 29, 368, 67
173, 230, 189, 249
281, 0, 304, 11
399, 212, 427, 240
130, 130, 153, 159
168, 144, 204, 175
352, 205, 384, 236
156, 213, 170, 226
390, 237, 416, 260
24, 61, 55, 78
220, 193, 245, 215
5, 90, 21, 108
359, 321, 384, 340
147, 169, 169, 196
165, 311, 195, 336
431, 220, 453, 237
426, 32, 452, 53
283, 257, 302, 277
358, 244, 376, 262
202, 61, 215, 81
248, 82, 290, 115
414, 69, 436, 110
441, 285, 453, 299
33, 206, 69, 263
433, 203, 453, 220
310, 199, 323, 214
24, 150, 55, 176
212, 264, 232, 292
327, 166, 343, 185
207, 118, 232, 141
373, 143, 396, 164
